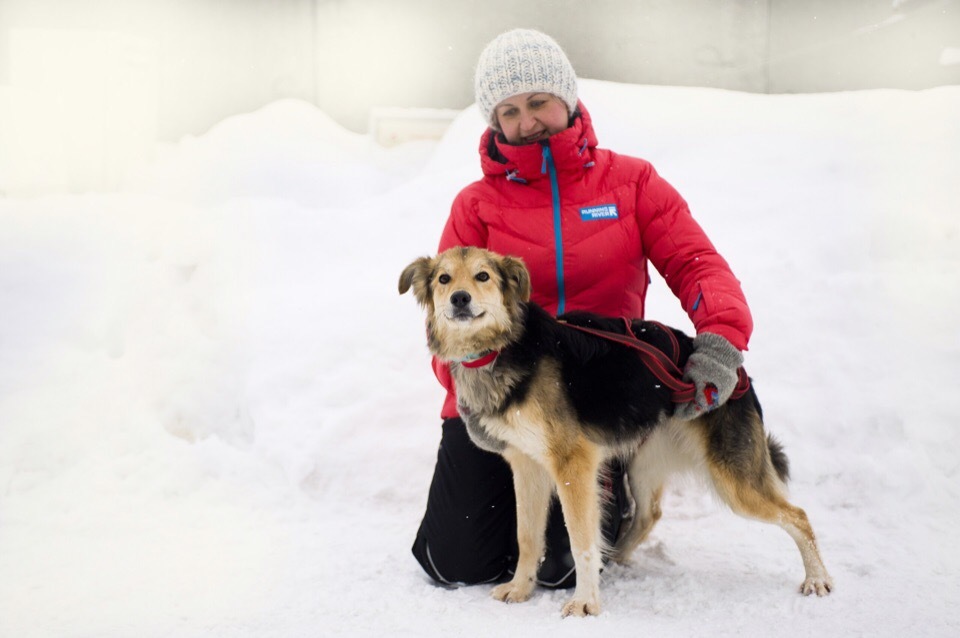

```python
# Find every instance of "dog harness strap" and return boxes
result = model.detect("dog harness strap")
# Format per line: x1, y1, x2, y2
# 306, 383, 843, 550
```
733, 367, 750, 398
646, 320, 681, 366
561, 323, 750, 404
621, 318, 680, 366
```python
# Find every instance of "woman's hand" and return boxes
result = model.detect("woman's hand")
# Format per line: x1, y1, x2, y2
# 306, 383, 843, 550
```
673, 333, 744, 420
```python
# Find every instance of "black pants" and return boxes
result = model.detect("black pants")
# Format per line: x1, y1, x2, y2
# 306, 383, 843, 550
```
412, 418, 628, 589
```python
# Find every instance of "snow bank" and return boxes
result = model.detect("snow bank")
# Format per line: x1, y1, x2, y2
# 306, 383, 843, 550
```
1, 80, 958, 637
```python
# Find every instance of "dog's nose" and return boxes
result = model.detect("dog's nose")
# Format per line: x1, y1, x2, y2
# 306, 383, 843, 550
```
451, 291, 471, 308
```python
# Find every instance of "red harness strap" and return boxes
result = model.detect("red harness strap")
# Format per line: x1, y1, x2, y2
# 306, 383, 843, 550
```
560, 320, 751, 405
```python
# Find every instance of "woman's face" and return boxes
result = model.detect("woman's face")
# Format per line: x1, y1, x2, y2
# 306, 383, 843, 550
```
494, 92, 570, 145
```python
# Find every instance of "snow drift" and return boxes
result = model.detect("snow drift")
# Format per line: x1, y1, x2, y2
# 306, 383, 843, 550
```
1, 79, 958, 637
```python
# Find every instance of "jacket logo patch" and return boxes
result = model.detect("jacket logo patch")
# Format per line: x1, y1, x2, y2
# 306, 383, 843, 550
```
579, 204, 619, 221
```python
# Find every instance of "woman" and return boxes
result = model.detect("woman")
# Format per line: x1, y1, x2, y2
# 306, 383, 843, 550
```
412, 29, 752, 588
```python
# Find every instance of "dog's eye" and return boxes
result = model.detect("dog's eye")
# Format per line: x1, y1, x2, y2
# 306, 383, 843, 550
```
438, 274, 450, 285
475, 271, 490, 282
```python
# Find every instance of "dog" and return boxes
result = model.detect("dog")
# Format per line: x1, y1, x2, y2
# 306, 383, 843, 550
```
399, 246, 832, 617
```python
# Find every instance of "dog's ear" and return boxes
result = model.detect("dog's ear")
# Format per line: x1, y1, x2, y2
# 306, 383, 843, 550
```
499, 255, 531, 303
398, 256, 435, 307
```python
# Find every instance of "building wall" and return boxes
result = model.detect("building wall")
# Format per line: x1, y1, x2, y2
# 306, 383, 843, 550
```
0, 0, 317, 141
1, 0, 957, 192
312, 0, 960, 131
767, 0, 960, 93
313, 0, 773, 132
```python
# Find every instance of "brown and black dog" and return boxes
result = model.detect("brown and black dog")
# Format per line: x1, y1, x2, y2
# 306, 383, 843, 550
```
400, 246, 832, 617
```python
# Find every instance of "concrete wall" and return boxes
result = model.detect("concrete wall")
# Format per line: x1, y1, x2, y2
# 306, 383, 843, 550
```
767, 0, 960, 92
0, 0, 317, 141
314, 0, 960, 131
1, 0, 958, 192
3, 0, 957, 137
313, 0, 773, 132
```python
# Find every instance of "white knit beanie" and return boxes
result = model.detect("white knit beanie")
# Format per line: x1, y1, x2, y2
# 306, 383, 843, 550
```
474, 29, 579, 128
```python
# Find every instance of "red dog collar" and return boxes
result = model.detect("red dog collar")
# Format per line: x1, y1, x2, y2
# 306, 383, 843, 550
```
460, 351, 499, 368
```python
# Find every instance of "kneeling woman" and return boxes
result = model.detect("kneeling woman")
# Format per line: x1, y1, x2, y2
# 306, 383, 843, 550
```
411, 28, 752, 588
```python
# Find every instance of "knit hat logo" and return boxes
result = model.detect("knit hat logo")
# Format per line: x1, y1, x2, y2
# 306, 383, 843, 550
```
474, 29, 578, 128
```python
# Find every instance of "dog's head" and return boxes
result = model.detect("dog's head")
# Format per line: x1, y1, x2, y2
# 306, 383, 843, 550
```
399, 247, 531, 360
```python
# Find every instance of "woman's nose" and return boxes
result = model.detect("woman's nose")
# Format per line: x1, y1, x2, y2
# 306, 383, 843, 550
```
519, 110, 536, 131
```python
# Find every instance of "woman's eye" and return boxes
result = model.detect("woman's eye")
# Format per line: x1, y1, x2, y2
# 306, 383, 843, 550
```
438, 274, 451, 285
475, 272, 490, 282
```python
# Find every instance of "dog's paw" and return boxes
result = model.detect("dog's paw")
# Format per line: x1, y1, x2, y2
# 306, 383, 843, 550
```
491, 580, 534, 604
561, 596, 601, 617
800, 575, 834, 597
608, 548, 631, 565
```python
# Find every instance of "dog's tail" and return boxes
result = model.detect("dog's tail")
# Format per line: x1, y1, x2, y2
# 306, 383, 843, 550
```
749, 384, 790, 484
767, 434, 790, 484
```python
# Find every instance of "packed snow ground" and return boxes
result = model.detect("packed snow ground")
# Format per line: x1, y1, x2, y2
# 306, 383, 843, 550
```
1, 80, 958, 637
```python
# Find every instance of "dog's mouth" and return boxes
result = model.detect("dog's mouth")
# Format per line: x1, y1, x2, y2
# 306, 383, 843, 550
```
446, 309, 485, 322
443, 306, 486, 322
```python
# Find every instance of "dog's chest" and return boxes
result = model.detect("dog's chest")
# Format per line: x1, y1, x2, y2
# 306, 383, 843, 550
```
478, 410, 549, 460
454, 362, 558, 461
452, 364, 526, 415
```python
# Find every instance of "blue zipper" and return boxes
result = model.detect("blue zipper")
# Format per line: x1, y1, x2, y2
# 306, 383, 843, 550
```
541, 144, 565, 315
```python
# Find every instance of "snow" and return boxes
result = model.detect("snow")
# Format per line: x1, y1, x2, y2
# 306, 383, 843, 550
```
1, 79, 959, 637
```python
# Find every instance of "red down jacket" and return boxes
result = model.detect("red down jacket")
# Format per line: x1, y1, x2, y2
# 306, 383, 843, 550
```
433, 101, 752, 419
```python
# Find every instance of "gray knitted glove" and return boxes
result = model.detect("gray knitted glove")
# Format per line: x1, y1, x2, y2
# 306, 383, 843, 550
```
673, 333, 744, 421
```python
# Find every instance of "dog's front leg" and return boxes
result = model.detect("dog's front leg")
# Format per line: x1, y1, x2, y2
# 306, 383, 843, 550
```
491, 447, 553, 604
549, 439, 604, 617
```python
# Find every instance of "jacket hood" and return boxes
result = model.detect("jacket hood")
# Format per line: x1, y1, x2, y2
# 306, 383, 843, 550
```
478, 100, 599, 182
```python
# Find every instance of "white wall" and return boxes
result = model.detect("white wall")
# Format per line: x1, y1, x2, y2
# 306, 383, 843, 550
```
312, 0, 772, 132
0, 0, 316, 194
1, 0, 957, 194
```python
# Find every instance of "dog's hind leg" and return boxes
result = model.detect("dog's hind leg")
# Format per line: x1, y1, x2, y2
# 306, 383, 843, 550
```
610, 444, 667, 564
701, 410, 833, 596
491, 447, 554, 604
547, 438, 604, 617
709, 464, 833, 595
611, 482, 663, 564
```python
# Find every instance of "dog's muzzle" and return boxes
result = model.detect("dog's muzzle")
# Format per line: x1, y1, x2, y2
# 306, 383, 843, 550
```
447, 290, 479, 321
